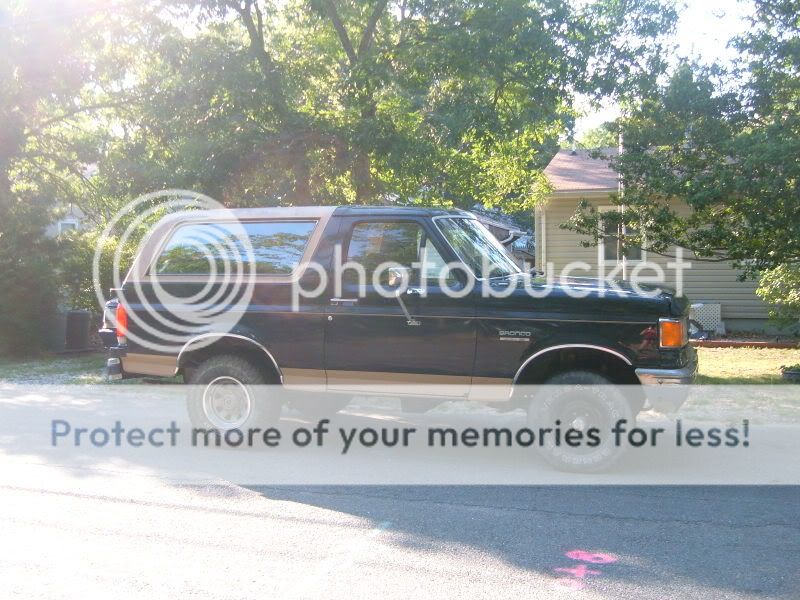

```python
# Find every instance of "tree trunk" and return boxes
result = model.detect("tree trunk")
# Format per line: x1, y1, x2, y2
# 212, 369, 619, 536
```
292, 154, 311, 205
0, 165, 12, 219
352, 151, 372, 203
353, 101, 376, 203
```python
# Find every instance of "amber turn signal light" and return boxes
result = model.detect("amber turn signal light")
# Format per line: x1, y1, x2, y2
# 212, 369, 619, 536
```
659, 318, 686, 348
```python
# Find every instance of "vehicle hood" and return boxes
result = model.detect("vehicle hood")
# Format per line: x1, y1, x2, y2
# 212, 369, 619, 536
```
482, 273, 689, 319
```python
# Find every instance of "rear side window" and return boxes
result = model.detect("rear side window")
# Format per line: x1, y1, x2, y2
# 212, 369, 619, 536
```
154, 220, 316, 275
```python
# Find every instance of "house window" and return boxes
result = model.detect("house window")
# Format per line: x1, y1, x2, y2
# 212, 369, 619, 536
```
598, 207, 643, 264
58, 220, 79, 235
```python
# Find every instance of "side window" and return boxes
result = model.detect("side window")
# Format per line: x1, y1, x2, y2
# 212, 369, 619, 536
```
419, 241, 455, 283
344, 221, 454, 285
154, 220, 316, 275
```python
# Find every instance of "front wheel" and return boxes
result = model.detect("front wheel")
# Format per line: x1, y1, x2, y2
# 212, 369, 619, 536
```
186, 354, 282, 432
528, 371, 635, 473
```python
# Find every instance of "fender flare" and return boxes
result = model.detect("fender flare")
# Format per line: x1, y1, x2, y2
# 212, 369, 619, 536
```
512, 343, 633, 385
177, 333, 283, 383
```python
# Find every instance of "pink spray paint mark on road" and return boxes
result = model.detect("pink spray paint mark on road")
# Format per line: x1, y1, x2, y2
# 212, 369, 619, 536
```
551, 549, 619, 592
565, 550, 618, 564
555, 564, 602, 578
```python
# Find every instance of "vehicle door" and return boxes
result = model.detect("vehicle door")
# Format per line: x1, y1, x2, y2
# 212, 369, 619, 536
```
324, 217, 476, 396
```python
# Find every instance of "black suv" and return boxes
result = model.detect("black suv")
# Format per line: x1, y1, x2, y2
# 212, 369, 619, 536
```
100, 206, 696, 466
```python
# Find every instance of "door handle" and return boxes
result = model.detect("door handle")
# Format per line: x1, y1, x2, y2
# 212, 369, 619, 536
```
330, 297, 358, 305
406, 287, 425, 297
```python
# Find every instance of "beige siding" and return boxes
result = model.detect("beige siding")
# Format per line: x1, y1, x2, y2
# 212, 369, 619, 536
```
539, 194, 769, 321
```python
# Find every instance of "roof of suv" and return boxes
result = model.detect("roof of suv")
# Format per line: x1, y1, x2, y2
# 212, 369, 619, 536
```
332, 206, 473, 218
158, 205, 474, 222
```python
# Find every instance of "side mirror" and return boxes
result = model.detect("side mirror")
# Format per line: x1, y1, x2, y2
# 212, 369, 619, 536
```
387, 267, 408, 287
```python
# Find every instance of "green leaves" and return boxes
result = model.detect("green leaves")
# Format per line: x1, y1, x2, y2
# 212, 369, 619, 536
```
66, 0, 678, 209
757, 264, 800, 325
565, 0, 799, 322
0, 0, 683, 352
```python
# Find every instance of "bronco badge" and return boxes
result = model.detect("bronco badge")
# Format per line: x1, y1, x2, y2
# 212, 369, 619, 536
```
498, 330, 531, 342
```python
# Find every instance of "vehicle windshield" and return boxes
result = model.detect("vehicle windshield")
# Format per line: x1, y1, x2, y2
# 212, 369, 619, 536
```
436, 217, 521, 279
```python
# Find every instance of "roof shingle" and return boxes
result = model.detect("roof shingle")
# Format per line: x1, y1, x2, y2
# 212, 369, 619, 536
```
543, 148, 619, 192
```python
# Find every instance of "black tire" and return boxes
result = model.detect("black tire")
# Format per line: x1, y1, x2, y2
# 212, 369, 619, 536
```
528, 370, 635, 473
185, 354, 282, 432
288, 392, 350, 421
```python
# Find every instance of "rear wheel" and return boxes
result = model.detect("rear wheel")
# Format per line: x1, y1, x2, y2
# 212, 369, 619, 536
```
528, 370, 635, 472
186, 354, 282, 432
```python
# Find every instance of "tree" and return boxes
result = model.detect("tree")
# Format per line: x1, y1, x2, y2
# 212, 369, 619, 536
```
0, 0, 682, 340
578, 122, 618, 149
565, 0, 799, 283
0, 1, 102, 353
79, 0, 678, 213
756, 264, 800, 326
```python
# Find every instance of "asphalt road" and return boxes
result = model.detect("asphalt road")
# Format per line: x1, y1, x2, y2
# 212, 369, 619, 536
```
1, 386, 799, 598
2, 472, 798, 599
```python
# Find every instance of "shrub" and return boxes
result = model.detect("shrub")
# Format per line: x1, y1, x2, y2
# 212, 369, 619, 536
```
757, 265, 800, 328
0, 206, 59, 356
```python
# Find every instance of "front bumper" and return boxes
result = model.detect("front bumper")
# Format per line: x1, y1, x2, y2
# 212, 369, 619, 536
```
635, 346, 697, 413
635, 346, 698, 385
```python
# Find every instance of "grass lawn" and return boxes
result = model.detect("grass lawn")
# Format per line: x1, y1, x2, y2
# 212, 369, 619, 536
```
695, 347, 800, 384
0, 353, 107, 384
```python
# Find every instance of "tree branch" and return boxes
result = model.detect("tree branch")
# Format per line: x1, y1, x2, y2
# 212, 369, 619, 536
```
321, 0, 357, 65
25, 99, 141, 137
253, 0, 265, 47
231, 0, 289, 118
356, 0, 389, 59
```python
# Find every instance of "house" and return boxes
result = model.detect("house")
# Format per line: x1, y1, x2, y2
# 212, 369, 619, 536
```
537, 148, 770, 332
45, 202, 86, 238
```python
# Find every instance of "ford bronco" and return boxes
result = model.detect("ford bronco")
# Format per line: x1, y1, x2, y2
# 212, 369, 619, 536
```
100, 206, 697, 469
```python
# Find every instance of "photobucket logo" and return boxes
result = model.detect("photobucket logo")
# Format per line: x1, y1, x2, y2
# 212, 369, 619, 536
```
92, 190, 257, 354
291, 248, 690, 308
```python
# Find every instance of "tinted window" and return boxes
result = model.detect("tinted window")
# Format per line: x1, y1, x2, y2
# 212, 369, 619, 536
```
155, 220, 316, 275
344, 221, 453, 284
